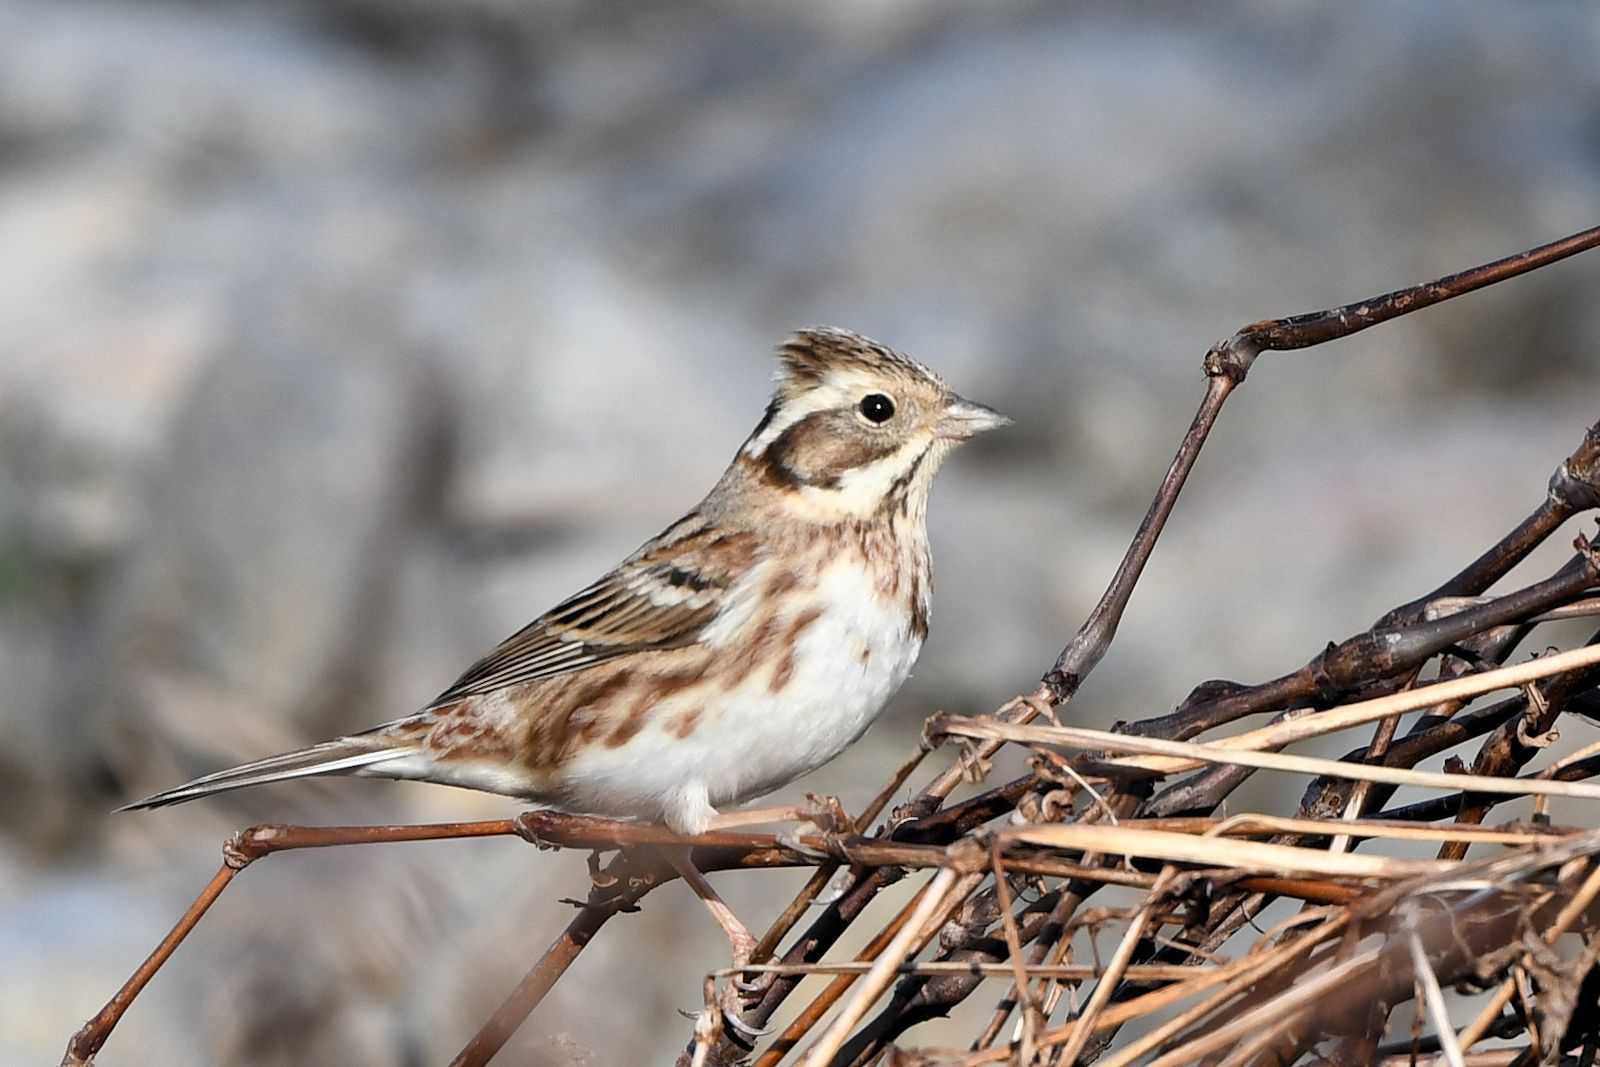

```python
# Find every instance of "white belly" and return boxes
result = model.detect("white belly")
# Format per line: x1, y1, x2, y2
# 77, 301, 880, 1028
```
555, 554, 924, 832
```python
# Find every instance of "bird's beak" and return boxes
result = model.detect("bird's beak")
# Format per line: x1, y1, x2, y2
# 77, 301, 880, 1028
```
937, 395, 1012, 440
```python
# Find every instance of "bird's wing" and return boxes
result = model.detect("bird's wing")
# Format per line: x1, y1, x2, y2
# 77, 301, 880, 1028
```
427, 519, 760, 706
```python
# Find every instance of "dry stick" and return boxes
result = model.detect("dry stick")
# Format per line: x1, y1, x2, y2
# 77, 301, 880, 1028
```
989, 843, 1041, 1062
1000, 823, 1450, 879
1410, 932, 1469, 1067
1379, 754, 1600, 824
934, 684, 1600, 1062
1143, 948, 1385, 1067
970, 802, 1120, 1053
1144, 649, 1529, 1041
936, 711, 1600, 802
449, 849, 665, 1067
1437, 631, 1600, 862
1330, 708, 1404, 854
798, 866, 971, 1067
754, 744, 933, 963
844, 521, 1593, 1055
1055, 866, 1178, 1067
1455, 861, 1600, 1050
1120, 643, 1600, 775
726, 961, 1216, 982
753, 881, 931, 1067
1139, 814, 1576, 844
63, 864, 237, 1067
62, 818, 524, 1066
889, 681, 1548, 1055
952, 913, 1351, 1067
1115, 442, 1600, 1065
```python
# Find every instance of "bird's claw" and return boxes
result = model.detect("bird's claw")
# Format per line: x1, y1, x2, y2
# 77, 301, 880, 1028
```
720, 983, 771, 1040
778, 826, 837, 861
733, 967, 776, 998
801, 792, 851, 834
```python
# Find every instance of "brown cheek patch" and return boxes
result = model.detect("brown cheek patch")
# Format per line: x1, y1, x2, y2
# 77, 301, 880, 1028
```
762, 412, 899, 489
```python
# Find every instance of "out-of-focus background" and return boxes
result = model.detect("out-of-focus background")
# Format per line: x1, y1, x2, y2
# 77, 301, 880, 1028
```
3, 2, 1599, 1063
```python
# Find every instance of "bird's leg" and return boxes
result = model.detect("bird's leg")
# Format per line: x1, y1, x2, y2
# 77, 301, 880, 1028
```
703, 793, 852, 867
664, 846, 760, 963
700, 803, 816, 830
662, 846, 768, 1037
686, 792, 853, 1010
701, 792, 851, 836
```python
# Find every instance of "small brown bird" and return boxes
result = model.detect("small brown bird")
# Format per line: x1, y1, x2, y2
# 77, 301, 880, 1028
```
124, 327, 1008, 1015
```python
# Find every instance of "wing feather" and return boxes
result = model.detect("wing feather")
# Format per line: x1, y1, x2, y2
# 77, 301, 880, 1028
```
427, 523, 759, 706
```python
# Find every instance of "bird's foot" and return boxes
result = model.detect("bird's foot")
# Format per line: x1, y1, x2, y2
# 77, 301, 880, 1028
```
721, 938, 772, 1038
776, 792, 851, 860
800, 791, 851, 833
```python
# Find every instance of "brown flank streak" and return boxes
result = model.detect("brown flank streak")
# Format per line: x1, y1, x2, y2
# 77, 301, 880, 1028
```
526, 668, 638, 766
769, 607, 825, 693
605, 694, 652, 748
726, 614, 783, 686
908, 569, 929, 641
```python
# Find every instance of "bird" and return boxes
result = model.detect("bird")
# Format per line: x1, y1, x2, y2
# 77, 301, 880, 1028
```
122, 326, 1009, 1017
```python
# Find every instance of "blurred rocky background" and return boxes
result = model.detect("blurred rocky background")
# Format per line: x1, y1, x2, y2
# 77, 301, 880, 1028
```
3, 2, 1599, 1063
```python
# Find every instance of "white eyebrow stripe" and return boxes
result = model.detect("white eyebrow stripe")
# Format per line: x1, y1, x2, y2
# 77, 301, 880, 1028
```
743, 368, 905, 458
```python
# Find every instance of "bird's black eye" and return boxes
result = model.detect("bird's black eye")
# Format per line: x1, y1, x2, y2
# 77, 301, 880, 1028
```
859, 393, 895, 424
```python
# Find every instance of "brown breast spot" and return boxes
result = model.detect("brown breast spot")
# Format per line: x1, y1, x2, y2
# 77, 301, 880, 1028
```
669, 708, 703, 739
724, 613, 782, 688
768, 606, 824, 694
908, 570, 929, 641
765, 567, 803, 598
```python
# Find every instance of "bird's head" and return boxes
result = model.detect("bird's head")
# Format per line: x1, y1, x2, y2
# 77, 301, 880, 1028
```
732, 327, 1010, 522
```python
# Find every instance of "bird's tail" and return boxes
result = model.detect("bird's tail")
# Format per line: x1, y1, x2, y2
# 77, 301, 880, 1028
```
117, 726, 421, 811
